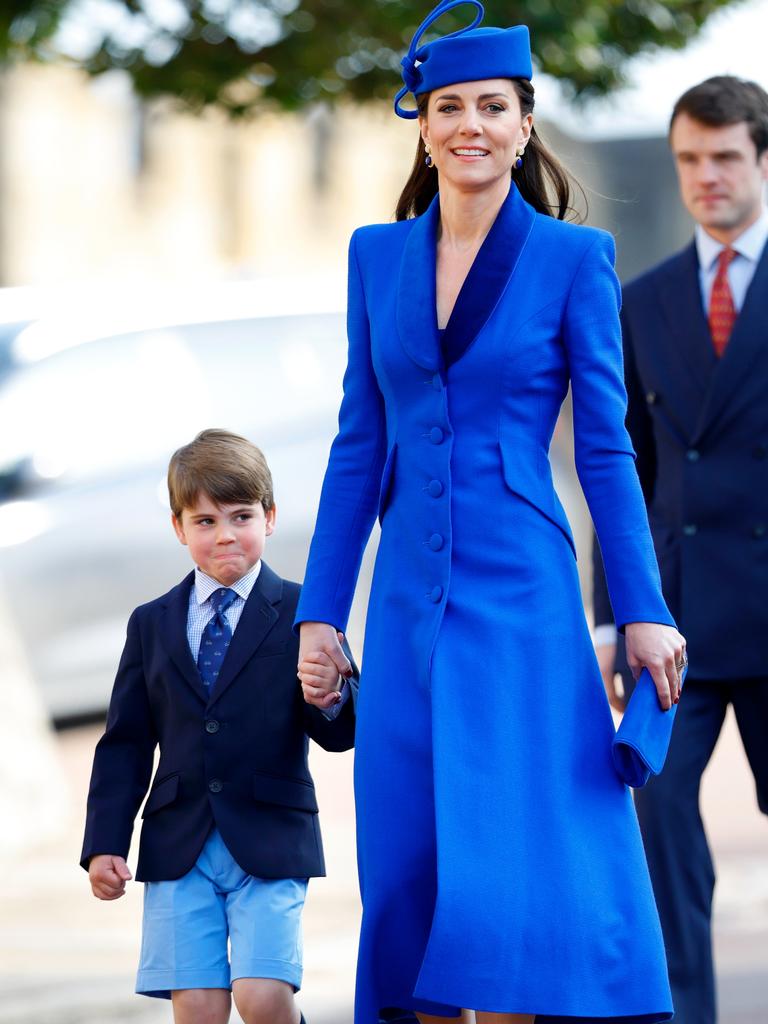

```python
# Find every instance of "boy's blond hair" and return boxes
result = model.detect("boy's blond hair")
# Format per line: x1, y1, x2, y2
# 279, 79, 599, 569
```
168, 429, 274, 519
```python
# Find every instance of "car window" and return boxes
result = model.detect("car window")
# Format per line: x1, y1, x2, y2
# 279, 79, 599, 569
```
0, 313, 346, 487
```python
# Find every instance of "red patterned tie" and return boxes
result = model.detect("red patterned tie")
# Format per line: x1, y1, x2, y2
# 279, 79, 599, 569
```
708, 247, 736, 357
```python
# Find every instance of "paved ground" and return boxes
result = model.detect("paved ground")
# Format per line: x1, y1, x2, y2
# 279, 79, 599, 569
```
1, 710, 766, 1024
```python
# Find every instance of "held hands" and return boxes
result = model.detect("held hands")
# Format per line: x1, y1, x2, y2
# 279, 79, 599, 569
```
298, 622, 353, 710
624, 622, 687, 712
89, 854, 132, 900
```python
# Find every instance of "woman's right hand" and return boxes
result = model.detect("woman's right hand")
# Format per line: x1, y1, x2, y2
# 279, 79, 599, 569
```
298, 621, 352, 709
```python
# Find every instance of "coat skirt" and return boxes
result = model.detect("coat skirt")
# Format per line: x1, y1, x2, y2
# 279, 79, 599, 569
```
296, 185, 677, 1023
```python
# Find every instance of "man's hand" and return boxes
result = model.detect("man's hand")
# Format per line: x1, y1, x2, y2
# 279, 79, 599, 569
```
298, 622, 352, 710
625, 622, 687, 711
89, 854, 132, 900
595, 641, 625, 712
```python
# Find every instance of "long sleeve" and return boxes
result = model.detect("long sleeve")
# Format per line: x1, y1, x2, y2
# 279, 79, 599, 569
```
80, 611, 157, 869
294, 231, 387, 631
564, 233, 674, 631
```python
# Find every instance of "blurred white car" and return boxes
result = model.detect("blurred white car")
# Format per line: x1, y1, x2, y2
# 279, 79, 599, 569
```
0, 278, 350, 721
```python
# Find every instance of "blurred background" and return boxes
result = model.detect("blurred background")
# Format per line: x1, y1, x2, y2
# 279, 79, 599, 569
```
0, 1, 766, 1021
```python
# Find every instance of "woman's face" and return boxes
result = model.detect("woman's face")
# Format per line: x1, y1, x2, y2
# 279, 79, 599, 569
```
420, 78, 532, 191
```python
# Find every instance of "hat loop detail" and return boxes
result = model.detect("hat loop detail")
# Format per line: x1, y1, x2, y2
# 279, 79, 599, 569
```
394, 0, 485, 119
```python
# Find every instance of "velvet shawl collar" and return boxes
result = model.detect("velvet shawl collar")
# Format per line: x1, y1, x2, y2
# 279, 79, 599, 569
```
396, 182, 536, 371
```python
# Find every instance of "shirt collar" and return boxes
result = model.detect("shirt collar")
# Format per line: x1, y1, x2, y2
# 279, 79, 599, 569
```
193, 561, 261, 605
696, 207, 768, 272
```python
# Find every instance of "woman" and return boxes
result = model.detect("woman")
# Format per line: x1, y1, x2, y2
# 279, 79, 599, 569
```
296, 2, 686, 1022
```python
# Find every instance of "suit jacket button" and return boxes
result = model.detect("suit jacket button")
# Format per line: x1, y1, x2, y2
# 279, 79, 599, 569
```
427, 479, 444, 498
429, 585, 443, 603
753, 524, 766, 539
686, 449, 700, 462
645, 391, 658, 405
208, 779, 223, 793
682, 523, 698, 537
429, 427, 444, 445
429, 533, 444, 551
205, 720, 220, 734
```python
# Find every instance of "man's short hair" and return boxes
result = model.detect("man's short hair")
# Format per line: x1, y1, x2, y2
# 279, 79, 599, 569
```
670, 75, 768, 157
168, 429, 274, 519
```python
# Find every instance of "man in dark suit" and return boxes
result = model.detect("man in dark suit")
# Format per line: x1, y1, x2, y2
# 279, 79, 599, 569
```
593, 76, 768, 1024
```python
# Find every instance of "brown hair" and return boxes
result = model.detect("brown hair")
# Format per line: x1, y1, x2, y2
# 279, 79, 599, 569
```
168, 428, 274, 519
670, 76, 768, 157
395, 78, 584, 222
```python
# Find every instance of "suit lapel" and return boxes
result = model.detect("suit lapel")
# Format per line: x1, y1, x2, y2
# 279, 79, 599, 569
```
160, 572, 209, 703
694, 239, 768, 442
396, 184, 537, 372
207, 562, 282, 705
397, 193, 442, 371
657, 243, 717, 397
441, 184, 535, 367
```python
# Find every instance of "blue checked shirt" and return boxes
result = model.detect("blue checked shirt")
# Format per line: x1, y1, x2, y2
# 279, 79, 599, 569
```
188, 562, 348, 717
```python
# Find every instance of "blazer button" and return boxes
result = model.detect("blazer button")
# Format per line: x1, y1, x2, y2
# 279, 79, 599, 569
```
427, 479, 444, 498
645, 391, 658, 405
686, 449, 700, 462
429, 533, 444, 551
429, 427, 444, 445
208, 779, 223, 793
753, 524, 766, 539
682, 523, 698, 537
205, 720, 220, 734
429, 585, 443, 603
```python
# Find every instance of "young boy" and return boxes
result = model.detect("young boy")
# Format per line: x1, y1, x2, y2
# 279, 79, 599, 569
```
81, 429, 356, 1024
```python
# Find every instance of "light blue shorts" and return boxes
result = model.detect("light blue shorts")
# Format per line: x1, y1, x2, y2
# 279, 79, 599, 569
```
136, 828, 307, 999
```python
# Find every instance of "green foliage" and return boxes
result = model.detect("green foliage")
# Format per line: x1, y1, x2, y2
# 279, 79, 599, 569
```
0, 0, 747, 114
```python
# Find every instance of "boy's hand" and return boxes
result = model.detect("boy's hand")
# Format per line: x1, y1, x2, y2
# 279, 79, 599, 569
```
298, 628, 350, 709
89, 854, 132, 900
298, 623, 352, 710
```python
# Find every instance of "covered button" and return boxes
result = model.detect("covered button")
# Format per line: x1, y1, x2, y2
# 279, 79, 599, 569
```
429, 533, 444, 551
430, 585, 443, 603
429, 427, 444, 445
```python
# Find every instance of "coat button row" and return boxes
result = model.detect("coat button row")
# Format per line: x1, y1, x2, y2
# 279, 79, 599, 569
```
205, 720, 220, 734
427, 479, 444, 497
429, 533, 444, 551
208, 779, 223, 793
429, 585, 443, 603
429, 427, 444, 445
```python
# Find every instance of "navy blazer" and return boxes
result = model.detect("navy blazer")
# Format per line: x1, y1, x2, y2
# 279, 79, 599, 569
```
594, 240, 768, 680
81, 562, 356, 882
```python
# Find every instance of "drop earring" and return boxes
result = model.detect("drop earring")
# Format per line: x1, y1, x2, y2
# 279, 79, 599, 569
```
424, 142, 434, 168
515, 146, 525, 170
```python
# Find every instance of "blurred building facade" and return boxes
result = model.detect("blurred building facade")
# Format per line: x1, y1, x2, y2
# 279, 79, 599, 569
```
0, 62, 693, 289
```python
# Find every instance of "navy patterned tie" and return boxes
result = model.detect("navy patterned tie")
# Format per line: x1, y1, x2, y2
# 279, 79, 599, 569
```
197, 588, 238, 691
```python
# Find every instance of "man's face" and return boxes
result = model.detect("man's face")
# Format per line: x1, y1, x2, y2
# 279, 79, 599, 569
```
670, 113, 768, 239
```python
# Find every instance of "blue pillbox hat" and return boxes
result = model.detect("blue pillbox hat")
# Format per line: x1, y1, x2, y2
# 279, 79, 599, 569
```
395, 0, 533, 119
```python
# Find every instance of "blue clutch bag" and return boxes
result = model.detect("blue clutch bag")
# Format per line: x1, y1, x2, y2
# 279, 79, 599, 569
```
612, 666, 687, 788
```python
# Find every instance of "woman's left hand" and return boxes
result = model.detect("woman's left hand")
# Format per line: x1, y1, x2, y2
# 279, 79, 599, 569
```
624, 622, 687, 711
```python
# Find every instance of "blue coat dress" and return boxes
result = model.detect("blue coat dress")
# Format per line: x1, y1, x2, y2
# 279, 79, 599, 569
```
296, 183, 676, 1023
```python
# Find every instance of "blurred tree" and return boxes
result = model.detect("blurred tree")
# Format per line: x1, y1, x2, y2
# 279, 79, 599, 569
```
0, 0, 750, 116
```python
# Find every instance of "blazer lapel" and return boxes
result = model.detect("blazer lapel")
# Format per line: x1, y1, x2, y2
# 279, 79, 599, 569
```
441, 184, 535, 367
397, 193, 442, 371
207, 562, 282, 705
160, 572, 210, 703
694, 239, 768, 443
657, 244, 717, 395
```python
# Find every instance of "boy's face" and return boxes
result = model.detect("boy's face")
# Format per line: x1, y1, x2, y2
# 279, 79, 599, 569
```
172, 492, 275, 586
